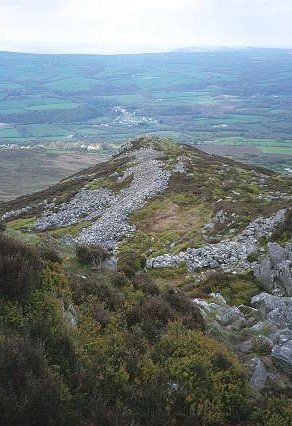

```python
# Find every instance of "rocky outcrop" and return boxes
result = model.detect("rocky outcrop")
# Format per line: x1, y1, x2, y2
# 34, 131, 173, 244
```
193, 289, 292, 384
147, 209, 286, 273
254, 243, 292, 296
250, 292, 292, 377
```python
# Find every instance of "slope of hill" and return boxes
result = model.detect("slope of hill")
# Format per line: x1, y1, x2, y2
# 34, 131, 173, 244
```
0, 137, 292, 425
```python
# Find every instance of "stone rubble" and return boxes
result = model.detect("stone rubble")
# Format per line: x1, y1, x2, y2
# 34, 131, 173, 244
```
34, 189, 114, 231
251, 292, 292, 330
147, 209, 286, 272
1, 199, 55, 222
250, 292, 292, 377
77, 148, 171, 249
32, 147, 171, 247
193, 289, 292, 385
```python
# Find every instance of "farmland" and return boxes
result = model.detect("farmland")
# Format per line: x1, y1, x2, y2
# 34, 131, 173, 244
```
0, 48, 292, 199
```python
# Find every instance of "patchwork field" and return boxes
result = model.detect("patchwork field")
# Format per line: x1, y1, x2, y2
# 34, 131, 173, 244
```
0, 48, 292, 199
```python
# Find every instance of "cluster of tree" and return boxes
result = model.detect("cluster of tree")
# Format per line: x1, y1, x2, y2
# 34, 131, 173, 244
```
0, 230, 291, 425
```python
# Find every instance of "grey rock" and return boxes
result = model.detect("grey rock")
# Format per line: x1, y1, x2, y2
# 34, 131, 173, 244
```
210, 292, 227, 304
254, 258, 275, 292
253, 243, 292, 296
271, 329, 292, 345
102, 256, 118, 272
62, 302, 78, 328
269, 243, 287, 265
278, 260, 292, 297
251, 293, 292, 329
238, 340, 253, 353
272, 341, 292, 376
192, 298, 243, 326
250, 358, 268, 389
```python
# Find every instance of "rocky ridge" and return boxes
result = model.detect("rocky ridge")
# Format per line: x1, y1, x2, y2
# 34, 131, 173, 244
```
78, 148, 171, 249
33, 147, 171, 249
254, 242, 292, 296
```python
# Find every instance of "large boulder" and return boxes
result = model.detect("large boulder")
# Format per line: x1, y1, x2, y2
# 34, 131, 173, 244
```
272, 341, 292, 376
278, 260, 292, 297
249, 358, 268, 389
192, 297, 244, 326
251, 292, 292, 329
254, 243, 292, 296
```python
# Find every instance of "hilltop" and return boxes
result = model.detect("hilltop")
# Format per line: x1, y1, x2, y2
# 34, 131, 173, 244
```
0, 137, 292, 425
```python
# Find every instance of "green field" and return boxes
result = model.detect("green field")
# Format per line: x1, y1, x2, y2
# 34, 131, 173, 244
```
0, 49, 291, 173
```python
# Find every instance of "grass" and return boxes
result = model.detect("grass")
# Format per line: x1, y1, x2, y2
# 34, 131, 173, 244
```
48, 221, 92, 238
7, 217, 37, 230
185, 272, 260, 306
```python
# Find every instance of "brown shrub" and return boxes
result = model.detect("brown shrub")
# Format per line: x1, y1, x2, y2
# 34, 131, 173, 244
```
76, 244, 109, 269
0, 234, 43, 299
0, 335, 73, 426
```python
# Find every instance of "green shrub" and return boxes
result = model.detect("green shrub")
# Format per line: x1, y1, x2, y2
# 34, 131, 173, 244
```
156, 323, 252, 425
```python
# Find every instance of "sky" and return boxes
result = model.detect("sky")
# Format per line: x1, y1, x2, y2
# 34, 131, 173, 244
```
1, 0, 292, 54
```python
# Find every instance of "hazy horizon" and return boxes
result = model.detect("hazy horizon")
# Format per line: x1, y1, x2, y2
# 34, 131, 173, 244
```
2, 1, 292, 54
2, 44, 292, 56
